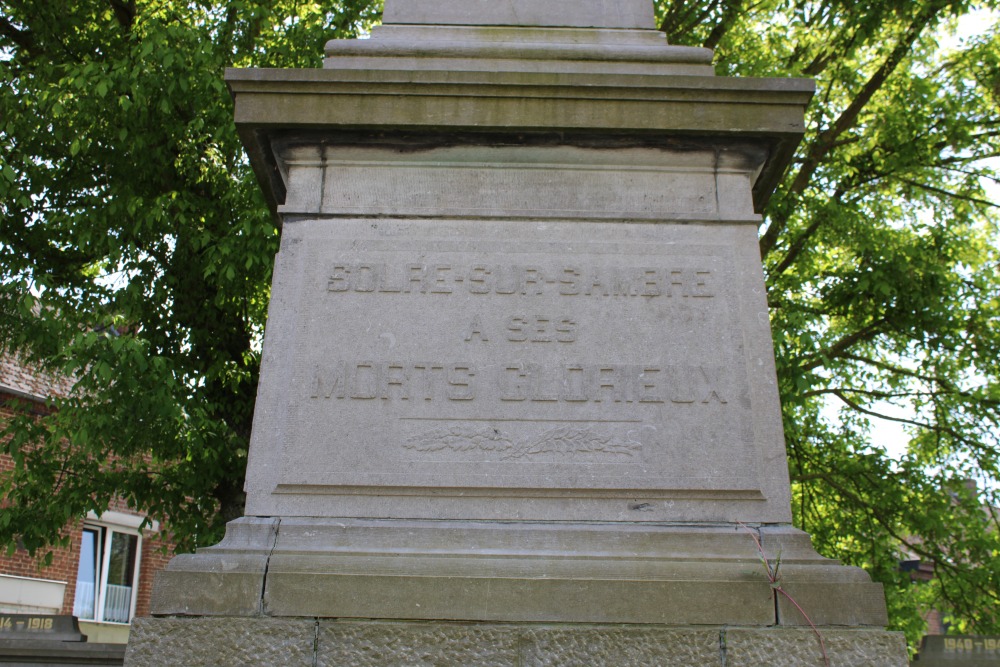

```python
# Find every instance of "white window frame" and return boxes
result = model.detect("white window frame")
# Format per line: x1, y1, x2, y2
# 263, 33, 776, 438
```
73, 513, 145, 624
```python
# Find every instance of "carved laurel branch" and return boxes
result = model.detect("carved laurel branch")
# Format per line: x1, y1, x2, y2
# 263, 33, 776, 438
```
403, 425, 641, 460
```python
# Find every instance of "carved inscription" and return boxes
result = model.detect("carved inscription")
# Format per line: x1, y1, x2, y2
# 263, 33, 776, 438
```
0, 616, 53, 633
310, 362, 727, 404
312, 258, 729, 407
464, 315, 577, 343
305, 255, 733, 472
940, 637, 1000, 655
403, 425, 643, 460
310, 362, 475, 401
327, 263, 715, 298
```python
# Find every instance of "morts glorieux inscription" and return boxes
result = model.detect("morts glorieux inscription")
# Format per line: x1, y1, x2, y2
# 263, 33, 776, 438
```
272, 219, 759, 498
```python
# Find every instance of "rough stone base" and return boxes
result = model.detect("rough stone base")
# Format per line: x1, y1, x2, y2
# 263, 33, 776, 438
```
125, 617, 909, 667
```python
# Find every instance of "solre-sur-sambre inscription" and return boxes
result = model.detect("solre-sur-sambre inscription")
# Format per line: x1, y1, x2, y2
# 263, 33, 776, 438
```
278, 239, 759, 495
326, 262, 715, 298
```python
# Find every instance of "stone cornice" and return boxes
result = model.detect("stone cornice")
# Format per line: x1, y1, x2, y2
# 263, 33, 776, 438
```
226, 67, 814, 217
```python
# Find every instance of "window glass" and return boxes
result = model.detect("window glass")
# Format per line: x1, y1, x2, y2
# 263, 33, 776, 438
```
103, 532, 138, 623
72, 527, 101, 620
72, 524, 140, 623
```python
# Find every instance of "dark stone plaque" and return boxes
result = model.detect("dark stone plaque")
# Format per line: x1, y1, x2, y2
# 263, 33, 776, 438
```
0, 614, 86, 642
915, 635, 1000, 665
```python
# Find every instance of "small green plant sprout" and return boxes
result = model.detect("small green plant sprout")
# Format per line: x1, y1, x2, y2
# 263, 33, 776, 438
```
739, 522, 830, 667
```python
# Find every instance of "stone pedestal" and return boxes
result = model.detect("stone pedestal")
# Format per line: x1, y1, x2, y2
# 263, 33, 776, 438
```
127, 1, 910, 664
127, 618, 908, 667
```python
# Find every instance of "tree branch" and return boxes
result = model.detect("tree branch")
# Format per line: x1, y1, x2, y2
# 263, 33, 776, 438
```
759, 0, 952, 260
799, 319, 888, 372
800, 387, 971, 401
829, 390, 999, 455
769, 187, 847, 276
896, 177, 1000, 208
702, 0, 744, 50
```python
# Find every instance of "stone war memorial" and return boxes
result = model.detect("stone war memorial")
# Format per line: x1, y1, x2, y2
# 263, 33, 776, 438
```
125, 1, 911, 665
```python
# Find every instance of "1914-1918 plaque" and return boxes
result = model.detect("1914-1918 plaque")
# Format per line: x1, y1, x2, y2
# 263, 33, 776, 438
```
126, 1, 910, 665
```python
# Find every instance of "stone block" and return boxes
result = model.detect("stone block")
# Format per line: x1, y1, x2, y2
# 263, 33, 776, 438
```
317, 622, 521, 667
125, 617, 316, 667
143, 518, 890, 627
914, 635, 1000, 666
264, 569, 776, 625
725, 627, 909, 667
776, 581, 889, 627
0, 639, 126, 666
150, 553, 268, 617
125, 618, 910, 667
242, 213, 795, 525
517, 626, 721, 666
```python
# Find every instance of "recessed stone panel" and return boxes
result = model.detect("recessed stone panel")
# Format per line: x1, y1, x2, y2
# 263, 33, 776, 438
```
244, 214, 791, 522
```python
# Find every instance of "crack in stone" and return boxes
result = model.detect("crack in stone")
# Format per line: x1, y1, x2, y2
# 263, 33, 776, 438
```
259, 517, 281, 616
312, 618, 320, 667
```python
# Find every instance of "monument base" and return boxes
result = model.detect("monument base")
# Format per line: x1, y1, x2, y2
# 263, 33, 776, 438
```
125, 617, 908, 666
131, 519, 910, 665
148, 518, 889, 627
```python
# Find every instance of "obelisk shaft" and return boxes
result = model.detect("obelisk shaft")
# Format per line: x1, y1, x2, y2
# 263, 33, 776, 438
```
382, 0, 656, 29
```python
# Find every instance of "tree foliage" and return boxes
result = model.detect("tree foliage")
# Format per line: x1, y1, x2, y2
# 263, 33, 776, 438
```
0, 0, 382, 551
659, 0, 1000, 641
2, 0, 999, 646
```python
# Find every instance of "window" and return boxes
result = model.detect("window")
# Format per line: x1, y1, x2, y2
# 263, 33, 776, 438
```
72, 519, 142, 624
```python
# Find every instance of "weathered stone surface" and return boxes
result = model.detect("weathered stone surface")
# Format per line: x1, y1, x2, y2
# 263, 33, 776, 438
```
278, 143, 763, 221
267, 571, 776, 625
227, 71, 812, 215
149, 556, 267, 617
329, 0, 703, 78
125, 617, 315, 667
776, 581, 890, 627
245, 211, 792, 524
125, 618, 909, 667
149, 517, 277, 617
149, 518, 889, 627
382, 0, 656, 30
517, 627, 720, 666
725, 628, 909, 667
317, 622, 521, 667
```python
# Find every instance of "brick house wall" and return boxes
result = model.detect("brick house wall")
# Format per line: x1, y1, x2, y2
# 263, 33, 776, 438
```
1, 389, 79, 614
0, 360, 176, 629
